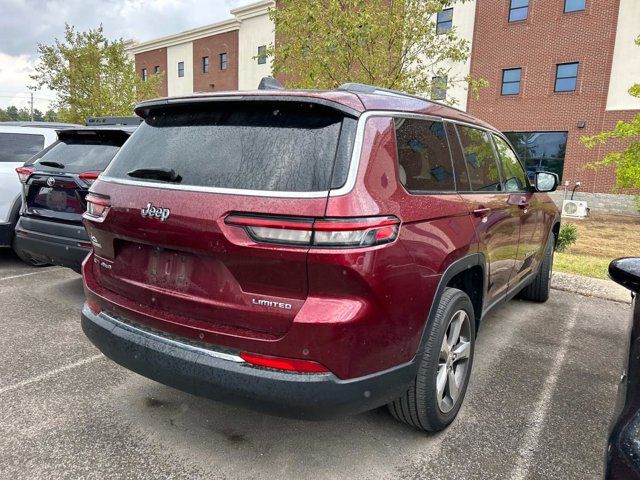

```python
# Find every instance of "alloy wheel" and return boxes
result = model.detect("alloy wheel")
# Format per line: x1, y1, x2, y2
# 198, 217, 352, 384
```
437, 309, 472, 414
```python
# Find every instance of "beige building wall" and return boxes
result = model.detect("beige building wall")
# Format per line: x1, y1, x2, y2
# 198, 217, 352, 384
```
233, 1, 275, 90
167, 42, 194, 97
606, 0, 640, 111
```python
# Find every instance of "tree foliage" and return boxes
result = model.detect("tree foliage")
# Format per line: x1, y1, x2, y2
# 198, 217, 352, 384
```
582, 35, 640, 194
269, 0, 486, 104
30, 24, 161, 124
0, 105, 59, 122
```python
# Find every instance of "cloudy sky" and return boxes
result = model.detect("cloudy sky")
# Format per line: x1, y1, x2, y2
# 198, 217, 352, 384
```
0, 0, 245, 111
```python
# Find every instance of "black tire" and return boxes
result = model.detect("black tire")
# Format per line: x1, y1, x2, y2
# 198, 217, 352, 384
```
11, 238, 48, 267
388, 287, 475, 432
519, 234, 555, 303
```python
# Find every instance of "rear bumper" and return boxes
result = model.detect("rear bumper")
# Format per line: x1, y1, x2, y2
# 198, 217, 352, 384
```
81, 304, 418, 419
14, 217, 90, 271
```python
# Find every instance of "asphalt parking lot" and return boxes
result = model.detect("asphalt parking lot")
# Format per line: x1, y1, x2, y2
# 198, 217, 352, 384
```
0, 248, 632, 480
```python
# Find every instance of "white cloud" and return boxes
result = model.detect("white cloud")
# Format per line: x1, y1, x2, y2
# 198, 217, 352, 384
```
0, 0, 247, 109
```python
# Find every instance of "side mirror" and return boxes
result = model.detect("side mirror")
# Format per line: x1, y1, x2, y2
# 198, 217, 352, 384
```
535, 171, 558, 192
609, 258, 640, 294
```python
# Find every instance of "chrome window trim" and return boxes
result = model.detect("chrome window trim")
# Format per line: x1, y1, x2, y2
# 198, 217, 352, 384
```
97, 310, 245, 363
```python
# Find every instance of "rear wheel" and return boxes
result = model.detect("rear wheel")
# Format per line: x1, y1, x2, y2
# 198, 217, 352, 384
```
519, 234, 555, 303
388, 287, 475, 432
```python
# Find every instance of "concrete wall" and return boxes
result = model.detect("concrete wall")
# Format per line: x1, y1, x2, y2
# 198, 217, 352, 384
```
606, 0, 640, 111
549, 190, 639, 217
167, 43, 194, 96
234, 2, 275, 90
433, 0, 477, 110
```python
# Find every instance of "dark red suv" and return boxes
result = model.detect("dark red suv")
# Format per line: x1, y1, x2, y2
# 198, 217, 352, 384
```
80, 83, 560, 432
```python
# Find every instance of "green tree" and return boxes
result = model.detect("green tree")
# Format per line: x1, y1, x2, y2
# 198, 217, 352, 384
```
582, 35, 640, 194
269, 0, 486, 104
30, 24, 161, 124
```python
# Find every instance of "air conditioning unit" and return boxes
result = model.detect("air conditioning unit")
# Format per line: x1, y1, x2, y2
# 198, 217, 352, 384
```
562, 200, 589, 218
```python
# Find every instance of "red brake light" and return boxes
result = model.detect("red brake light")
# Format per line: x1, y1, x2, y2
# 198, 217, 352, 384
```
225, 214, 400, 248
84, 194, 110, 220
240, 352, 329, 373
79, 172, 100, 186
87, 299, 102, 315
15, 167, 33, 183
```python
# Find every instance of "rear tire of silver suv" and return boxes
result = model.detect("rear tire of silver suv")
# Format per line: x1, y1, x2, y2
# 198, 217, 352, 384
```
519, 233, 555, 303
388, 287, 475, 432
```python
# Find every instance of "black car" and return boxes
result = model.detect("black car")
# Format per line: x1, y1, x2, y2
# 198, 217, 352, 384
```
606, 257, 640, 479
13, 124, 137, 272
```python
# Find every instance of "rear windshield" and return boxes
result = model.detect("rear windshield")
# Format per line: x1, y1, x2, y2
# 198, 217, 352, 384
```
104, 102, 355, 192
0, 133, 44, 162
30, 131, 126, 173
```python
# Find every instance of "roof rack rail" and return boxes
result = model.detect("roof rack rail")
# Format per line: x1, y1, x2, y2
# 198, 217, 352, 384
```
337, 82, 471, 116
86, 116, 142, 126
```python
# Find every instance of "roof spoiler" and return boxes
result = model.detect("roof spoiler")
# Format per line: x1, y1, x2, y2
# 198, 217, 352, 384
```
86, 116, 142, 126
258, 77, 284, 91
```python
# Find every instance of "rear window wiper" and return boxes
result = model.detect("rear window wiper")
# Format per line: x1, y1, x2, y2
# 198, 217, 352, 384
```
127, 167, 182, 183
39, 161, 65, 169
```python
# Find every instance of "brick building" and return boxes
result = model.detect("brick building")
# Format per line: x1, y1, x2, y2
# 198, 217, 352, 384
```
128, 0, 640, 194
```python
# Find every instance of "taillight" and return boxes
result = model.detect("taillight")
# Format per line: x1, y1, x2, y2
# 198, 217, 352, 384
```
79, 172, 100, 186
225, 214, 400, 248
240, 352, 329, 373
84, 194, 110, 220
15, 167, 33, 183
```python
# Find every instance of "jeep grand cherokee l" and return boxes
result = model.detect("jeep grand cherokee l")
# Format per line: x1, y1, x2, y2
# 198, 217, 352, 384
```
14, 124, 137, 272
80, 83, 560, 432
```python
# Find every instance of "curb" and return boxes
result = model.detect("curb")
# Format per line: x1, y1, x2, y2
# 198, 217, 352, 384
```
551, 271, 632, 304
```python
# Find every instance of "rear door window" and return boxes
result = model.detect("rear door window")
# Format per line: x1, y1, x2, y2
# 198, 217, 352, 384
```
491, 134, 529, 192
105, 102, 354, 193
0, 133, 44, 162
394, 118, 455, 192
456, 125, 502, 192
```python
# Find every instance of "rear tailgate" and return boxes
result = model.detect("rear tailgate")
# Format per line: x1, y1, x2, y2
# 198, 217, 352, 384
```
84, 99, 358, 337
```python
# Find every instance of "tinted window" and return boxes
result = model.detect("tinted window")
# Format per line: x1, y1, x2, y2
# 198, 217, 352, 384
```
502, 68, 522, 96
178, 62, 185, 77
457, 126, 501, 192
431, 76, 447, 101
445, 122, 471, 191
0, 133, 44, 163
394, 118, 455, 192
105, 102, 352, 193
509, 0, 528, 21
258, 46, 267, 65
437, 8, 453, 34
32, 132, 125, 173
492, 134, 528, 192
555, 62, 578, 92
505, 131, 567, 181
564, 0, 586, 12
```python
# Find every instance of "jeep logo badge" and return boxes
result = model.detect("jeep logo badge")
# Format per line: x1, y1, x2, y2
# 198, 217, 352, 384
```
141, 202, 171, 222
46, 177, 55, 187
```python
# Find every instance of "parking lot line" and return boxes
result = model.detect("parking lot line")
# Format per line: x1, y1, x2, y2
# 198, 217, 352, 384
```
0, 354, 103, 396
0, 268, 63, 282
509, 303, 579, 480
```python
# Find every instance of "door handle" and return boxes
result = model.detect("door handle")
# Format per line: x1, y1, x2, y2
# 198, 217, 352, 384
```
472, 207, 491, 217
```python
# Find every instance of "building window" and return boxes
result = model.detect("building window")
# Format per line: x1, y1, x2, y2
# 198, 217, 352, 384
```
555, 62, 578, 92
509, 0, 528, 22
141, 68, 148, 81
431, 76, 447, 100
257, 45, 267, 65
154, 66, 160, 74
501, 68, 522, 95
436, 8, 453, 34
505, 131, 568, 181
564, 0, 586, 12
220, 53, 227, 71
178, 61, 184, 78
202, 56, 209, 74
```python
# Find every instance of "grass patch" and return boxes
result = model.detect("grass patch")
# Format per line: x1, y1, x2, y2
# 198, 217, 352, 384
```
553, 214, 640, 279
